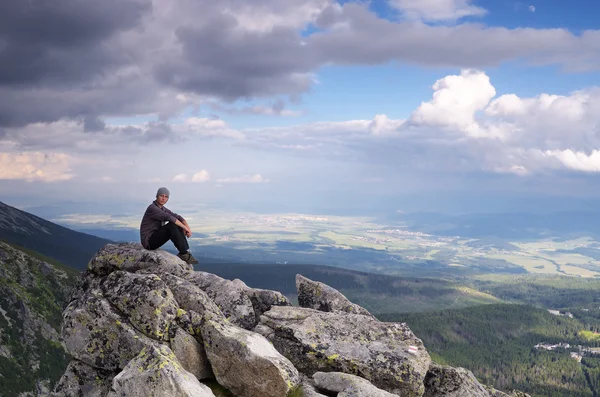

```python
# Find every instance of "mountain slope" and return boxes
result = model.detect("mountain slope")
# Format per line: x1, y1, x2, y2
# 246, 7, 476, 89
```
0, 201, 111, 270
380, 304, 600, 397
0, 241, 78, 396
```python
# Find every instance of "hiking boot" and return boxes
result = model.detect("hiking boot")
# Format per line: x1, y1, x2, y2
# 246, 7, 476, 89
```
178, 251, 199, 265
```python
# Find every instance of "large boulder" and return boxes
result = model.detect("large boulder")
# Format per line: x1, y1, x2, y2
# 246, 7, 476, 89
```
171, 326, 214, 380
201, 317, 301, 397
246, 287, 292, 322
159, 273, 224, 321
107, 345, 215, 397
187, 272, 256, 329
313, 372, 398, 397
424, 364, 491, 397
88, 243, 193, 277
102, 271, 179, 341
61, 289, 160, 370
296, 274, 374, 318
51, 359, 117, 397
257, 306, 430, 397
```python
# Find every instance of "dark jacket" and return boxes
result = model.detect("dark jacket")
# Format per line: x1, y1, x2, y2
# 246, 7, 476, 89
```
140, 201, 185, 248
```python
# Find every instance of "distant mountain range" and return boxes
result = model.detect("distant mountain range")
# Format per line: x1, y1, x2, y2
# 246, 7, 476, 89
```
0, 201, 111, 270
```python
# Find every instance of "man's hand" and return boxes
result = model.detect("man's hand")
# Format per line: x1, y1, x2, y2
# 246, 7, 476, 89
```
175, 219, 192, 238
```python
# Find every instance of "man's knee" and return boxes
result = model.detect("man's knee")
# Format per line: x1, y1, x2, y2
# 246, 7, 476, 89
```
166, 222, 184, 235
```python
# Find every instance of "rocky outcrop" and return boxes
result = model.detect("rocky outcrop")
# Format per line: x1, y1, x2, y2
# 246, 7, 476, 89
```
52, 243, 528, 397
257, 306, 430, 397
424, 364, 492, 397
296, 274, 374, 318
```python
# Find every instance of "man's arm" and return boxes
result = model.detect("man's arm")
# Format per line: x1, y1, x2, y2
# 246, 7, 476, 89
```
174, 219, 192, 237
162, 207, 192, 237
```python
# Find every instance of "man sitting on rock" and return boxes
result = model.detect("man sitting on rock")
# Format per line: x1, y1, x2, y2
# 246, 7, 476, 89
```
140, 187, 198, 265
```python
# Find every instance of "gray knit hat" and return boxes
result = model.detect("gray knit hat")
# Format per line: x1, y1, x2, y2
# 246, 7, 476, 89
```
156, 187, 170, 197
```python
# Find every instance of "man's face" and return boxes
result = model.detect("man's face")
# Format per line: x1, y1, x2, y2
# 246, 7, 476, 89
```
156, 194, 169, 206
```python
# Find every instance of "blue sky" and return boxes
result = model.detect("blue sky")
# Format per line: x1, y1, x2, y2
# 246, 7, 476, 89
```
1, 0, 600, 220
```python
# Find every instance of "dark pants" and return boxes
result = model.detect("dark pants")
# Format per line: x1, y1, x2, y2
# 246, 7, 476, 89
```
148, 222, 189, 254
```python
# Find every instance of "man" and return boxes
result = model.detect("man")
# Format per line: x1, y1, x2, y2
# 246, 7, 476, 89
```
140, 187, 198, 265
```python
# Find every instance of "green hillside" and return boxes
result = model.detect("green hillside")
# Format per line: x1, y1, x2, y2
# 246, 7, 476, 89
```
0, 201, 111, 270
380, 304, 600, 397
0, 241, 78, 396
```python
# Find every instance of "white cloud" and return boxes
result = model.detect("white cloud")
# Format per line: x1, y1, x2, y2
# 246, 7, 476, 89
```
390, 0, 487, 21
98, 176, 116, 183
0, 152, 74, 182
217, 174, 270, 183
192, 170, 211, 182
235, 69, 600, 176
409, 69, 498, 138
543, 149, 600, 172
173, 174, 188, 182
175, 118, 245, 140
529, 5, 536, 12
369, 114, 405, 136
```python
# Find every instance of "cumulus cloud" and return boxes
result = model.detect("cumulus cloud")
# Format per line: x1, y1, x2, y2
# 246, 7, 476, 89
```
368, 114, 405, 136
238, 70, 600, 176
389, 0, 487, 21
409, 69, 497, 137
192, 170, 211, 182
217, 174, 270, 183
0, 152, 73, 182
173, 174, 188, 182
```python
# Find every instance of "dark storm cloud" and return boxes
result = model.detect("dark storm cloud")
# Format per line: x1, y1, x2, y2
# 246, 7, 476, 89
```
154, 14, 315, 100
83, 116, 106, 132
0, 0, 149, 86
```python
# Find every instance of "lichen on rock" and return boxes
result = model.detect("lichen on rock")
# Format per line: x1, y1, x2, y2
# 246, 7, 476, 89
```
102, 271, 179, 341
201, 317, 301, 397
61, 289, 160, 370
296, 274, 374, 318
258, 306, 430, 397
107, 345, 216, 397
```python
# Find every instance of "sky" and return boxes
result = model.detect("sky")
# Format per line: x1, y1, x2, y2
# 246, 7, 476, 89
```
2, 0, 600, 218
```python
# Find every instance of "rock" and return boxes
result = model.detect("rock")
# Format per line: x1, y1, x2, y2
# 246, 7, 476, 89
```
51, 359, 117, 397
187, 271, 256, 330
87, 243, 192, 277
296, 274, 374, 318
258, 306, 430, 397
159, 273, 224, 321
102, 271, 179, 341
61, 290, 160, 370
296, 375, 329, 397
424, 364, 491, 397
201, 317, 301, 397
65, 269, 103, 307
246, 287, 292, 322
171, 326, 214, 380
107, 345, 215, 397
175, 309, 206, 337
485, 388, 531, 397
313, 371, 398, 397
